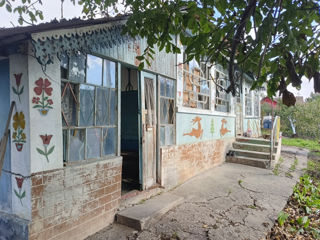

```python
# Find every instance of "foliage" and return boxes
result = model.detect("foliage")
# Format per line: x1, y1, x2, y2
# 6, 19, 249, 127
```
1, 0, 320, 101
265, 95, 320, 139
267, 174, 320, 239
282, 138, 320, 151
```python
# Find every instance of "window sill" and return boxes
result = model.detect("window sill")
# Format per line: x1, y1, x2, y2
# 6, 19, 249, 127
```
63, 155, 122, 167
177, 106, 236, 118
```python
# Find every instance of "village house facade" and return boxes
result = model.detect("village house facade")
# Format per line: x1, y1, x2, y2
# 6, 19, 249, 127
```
0, 16, 261, 239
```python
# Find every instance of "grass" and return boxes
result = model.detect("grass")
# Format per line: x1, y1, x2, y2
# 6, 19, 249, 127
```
282, 138, 320, 152
273, 157, 284, 175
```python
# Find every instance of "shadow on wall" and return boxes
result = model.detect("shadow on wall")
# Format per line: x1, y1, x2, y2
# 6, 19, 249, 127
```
0, 212, 29, 240
0, 59, 12, 213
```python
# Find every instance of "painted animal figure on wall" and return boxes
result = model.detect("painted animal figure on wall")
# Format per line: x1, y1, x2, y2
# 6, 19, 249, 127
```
220, 118, 231, 137
183, 116, 203, 139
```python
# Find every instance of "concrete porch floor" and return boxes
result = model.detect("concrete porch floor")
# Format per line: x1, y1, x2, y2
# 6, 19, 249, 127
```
86, 146, 308, 240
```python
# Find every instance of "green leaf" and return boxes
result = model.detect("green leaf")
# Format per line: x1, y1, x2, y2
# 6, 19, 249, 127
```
278, 211, 289, 227
14, 189, 20, 198
47, 146, 55, 155
19, 86, 24, 95
12, 87, 18, 95
21, 191, 25, 198
36, 148, 45, 155
0, 0, 5, 7
6, 4, 12, 12
33, 105, 43, 108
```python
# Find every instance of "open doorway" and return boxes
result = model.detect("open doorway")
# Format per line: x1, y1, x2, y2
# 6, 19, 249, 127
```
120, 66, 140, 194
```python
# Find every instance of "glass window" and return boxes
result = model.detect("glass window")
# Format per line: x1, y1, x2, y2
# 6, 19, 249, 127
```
215, 69, 230, 113
103, 60, 116, 88
69, 129, 85, 162
103, 127, 116, 155
159, 76, 175, 146
86, 55, 103, 85
61, 54, 118, 162
79, 85, 95, 126
69, 52, 86, 83
254, 91, 260, 117
181, 57, 210, 110
245, 88, 252, 116
87, 128, 101, 159
96, 87, 109, 126
61, 82, 78, 126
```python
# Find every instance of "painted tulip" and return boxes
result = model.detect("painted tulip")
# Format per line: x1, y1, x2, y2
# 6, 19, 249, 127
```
14, 73, 22, 87
15, 177, 24, 189
40, 134, 53, 146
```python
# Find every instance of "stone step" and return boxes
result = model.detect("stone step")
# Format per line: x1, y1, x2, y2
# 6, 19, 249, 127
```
229, 148, 275, 160
116, 192, 184, 231
236, 137, 278, 146
226, 155, 270, 169
233, 142, 277, 153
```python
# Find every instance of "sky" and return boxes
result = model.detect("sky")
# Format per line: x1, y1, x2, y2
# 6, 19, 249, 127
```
0, 1, 315, 100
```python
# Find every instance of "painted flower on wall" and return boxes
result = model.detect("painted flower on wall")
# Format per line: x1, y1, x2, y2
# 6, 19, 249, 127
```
12, 112, 26, 152
36, 134, 55, 162
14, 177, 26, 206
12, 73, 24, 103
32, 78, 53, 116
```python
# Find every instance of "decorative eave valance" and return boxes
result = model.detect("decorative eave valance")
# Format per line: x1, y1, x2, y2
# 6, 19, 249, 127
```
31, 20, 131, 66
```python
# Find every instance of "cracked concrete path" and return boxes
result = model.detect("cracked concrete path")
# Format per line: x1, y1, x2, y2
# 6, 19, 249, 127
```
86, 146, 308, 240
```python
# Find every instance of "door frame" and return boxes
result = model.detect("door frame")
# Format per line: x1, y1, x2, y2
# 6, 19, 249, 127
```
139, 71, 159, 190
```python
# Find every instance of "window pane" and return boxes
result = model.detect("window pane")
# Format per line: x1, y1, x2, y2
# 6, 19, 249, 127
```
110, 89, 117, 125
160, 126, 165, 146
103, 60, 116, 88
160, 98, 168, 124
160, 76, 166, 97
60, 53, 68, 79
168, 99, 174, 124
103, 127, 116, 155
79, 85, 95, 126
61, 82, 78, 126
165, 125, 174, 145
69, 52, 85, 83
86, 128, 101, 159
166, 79, 174, 98
86, 55, 103, 85
69, 129, 85, 162
96, 88, 108, 126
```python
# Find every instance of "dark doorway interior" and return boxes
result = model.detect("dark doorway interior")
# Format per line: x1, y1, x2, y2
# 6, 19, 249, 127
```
121, 66, 140, 194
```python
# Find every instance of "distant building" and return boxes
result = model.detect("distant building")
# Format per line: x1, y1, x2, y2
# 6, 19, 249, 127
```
261, 97, 277, 108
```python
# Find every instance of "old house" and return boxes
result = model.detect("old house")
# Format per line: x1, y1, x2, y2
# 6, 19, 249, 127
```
0, 16, 261, 239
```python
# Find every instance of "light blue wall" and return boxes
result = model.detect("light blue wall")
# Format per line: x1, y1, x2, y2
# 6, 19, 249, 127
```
0, 59, 12, 213
176, 112, 235, 145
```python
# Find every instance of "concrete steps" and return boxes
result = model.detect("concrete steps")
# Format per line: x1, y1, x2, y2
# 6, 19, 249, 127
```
116, 192, 184, 230
226, 137, 277, 169
226, 155, 270, 169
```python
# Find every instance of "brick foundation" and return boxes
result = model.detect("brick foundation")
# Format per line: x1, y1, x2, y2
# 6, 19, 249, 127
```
29, 157, 122, 240
160, 139, 234, 188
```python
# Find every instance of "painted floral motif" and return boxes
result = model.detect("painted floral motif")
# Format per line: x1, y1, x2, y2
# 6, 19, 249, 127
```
12, 112, 26, 152
32, 78, 53, 116
14, 177, 26, 206
12, 73, 24, 103
36, 134, 54, 162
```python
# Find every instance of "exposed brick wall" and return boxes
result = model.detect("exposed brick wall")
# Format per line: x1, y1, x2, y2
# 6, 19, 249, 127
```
160, 139, 234, 188
29, 157, 122, 240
